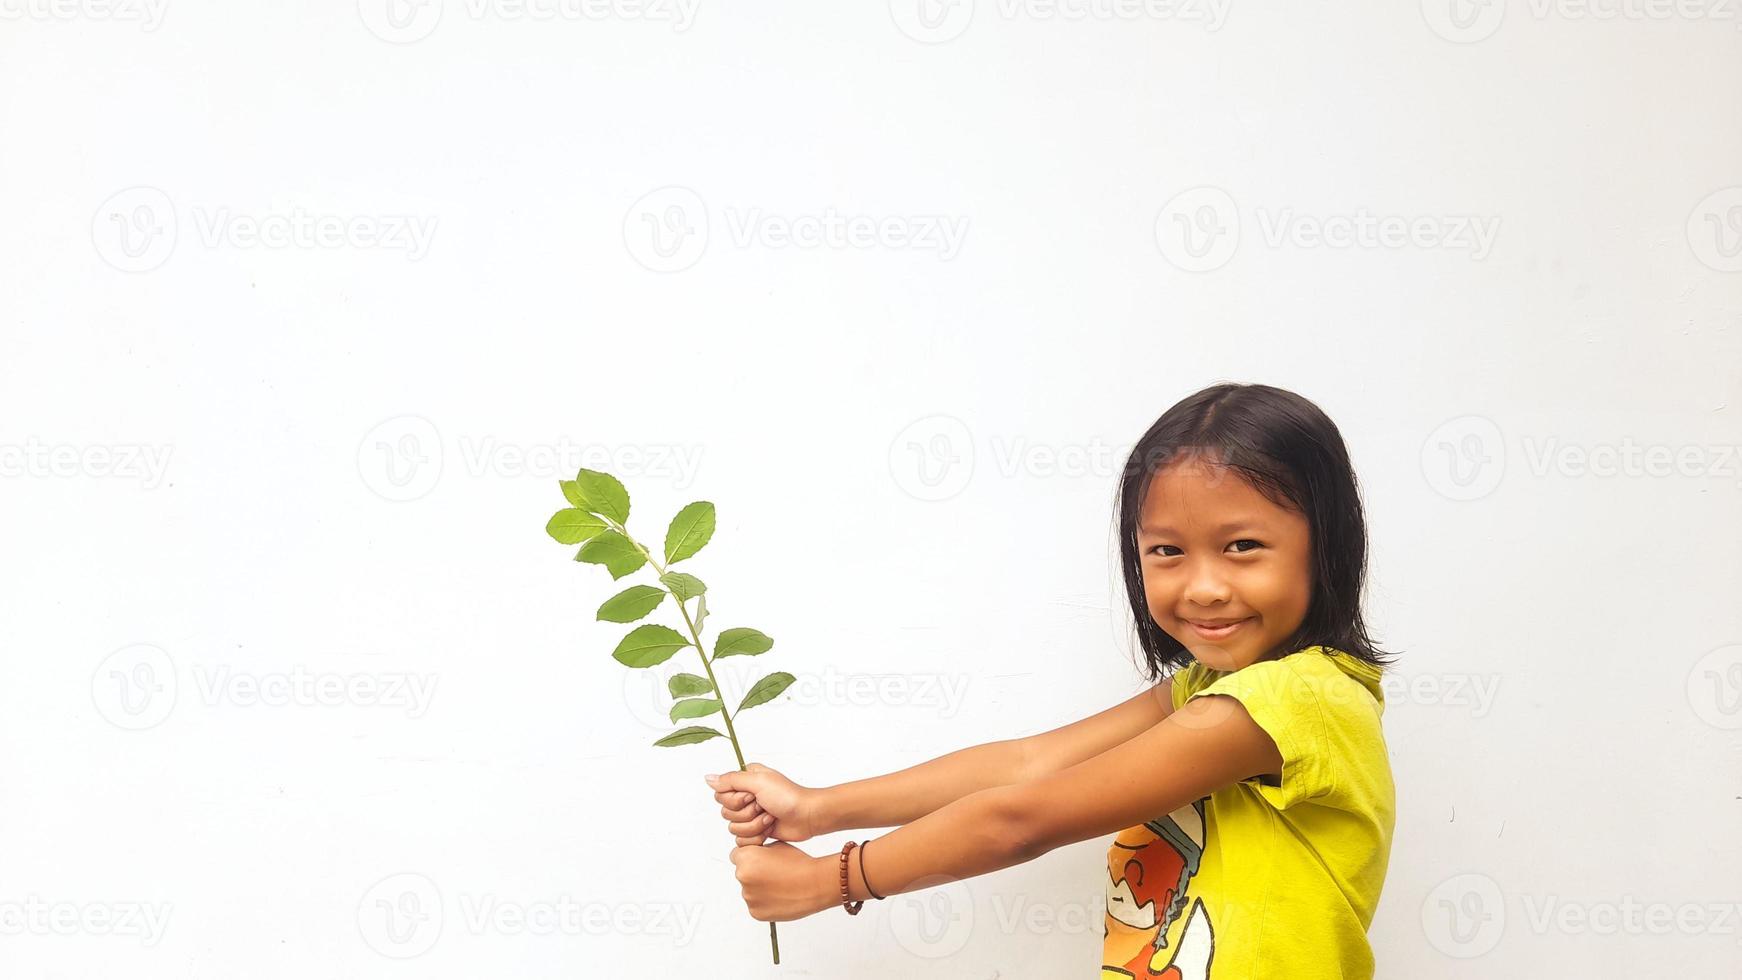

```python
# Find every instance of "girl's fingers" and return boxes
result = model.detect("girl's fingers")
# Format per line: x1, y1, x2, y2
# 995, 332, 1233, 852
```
727, 813, 774, 838
713, 789, 754, 809
720, 801, 762, 821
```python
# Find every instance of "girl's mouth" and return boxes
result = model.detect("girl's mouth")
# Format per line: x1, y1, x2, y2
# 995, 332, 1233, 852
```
1186, 618, 1251, 639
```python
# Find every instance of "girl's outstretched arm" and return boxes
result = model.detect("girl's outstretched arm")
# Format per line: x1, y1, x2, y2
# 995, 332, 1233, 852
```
816, 678, 1176, 834
815, 737, 1032, 833
832, 692, 1281, 905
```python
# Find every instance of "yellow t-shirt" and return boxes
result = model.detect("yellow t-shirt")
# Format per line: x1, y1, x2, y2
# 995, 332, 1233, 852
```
1100, 645, 1395, 980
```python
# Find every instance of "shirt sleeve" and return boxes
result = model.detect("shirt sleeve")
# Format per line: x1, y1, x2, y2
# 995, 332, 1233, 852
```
1181, 658, 1334, 810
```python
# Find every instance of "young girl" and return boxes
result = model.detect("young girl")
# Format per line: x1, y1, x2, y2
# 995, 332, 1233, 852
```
705, 382, 1398, 979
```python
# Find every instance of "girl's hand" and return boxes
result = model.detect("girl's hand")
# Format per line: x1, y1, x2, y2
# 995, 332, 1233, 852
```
705, 763, 823, 846
727, 841, 834, 922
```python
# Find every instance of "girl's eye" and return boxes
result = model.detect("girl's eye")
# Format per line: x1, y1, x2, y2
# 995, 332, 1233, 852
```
1147, 541, 1262, 557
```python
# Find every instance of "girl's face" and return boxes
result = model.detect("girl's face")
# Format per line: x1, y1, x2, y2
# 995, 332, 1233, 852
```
1136, 453, 1313, 672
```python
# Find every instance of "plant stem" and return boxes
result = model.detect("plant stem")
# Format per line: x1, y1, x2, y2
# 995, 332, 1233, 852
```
613, 521, 781, 965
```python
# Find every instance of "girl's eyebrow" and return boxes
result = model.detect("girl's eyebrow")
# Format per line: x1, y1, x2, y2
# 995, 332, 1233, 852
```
1137, 520, 1262, 537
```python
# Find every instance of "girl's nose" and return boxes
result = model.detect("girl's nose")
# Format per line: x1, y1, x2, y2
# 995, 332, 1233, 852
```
1183, 571, 1232, 606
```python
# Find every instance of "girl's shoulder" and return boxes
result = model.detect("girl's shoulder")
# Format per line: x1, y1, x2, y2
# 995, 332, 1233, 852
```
1172, 646, 1386, 715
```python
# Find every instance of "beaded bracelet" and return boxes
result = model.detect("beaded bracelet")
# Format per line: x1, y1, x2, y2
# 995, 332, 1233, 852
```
838, 841, 865, 914
839, 838, 890, 915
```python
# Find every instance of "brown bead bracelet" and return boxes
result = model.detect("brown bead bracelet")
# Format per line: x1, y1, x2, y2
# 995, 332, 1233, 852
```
838, 841, 864, 914
838, 839, 889, 915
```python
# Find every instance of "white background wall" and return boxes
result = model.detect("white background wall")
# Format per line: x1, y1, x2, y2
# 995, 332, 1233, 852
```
3, 1, 1740, 976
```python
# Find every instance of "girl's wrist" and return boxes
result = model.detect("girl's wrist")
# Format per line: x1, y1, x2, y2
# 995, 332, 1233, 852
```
812, 851, 848, 915
804, 785, 839, 836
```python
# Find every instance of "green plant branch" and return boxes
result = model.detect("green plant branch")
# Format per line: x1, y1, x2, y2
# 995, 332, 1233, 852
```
590, 512, 779, 965
614, 522, 749, 769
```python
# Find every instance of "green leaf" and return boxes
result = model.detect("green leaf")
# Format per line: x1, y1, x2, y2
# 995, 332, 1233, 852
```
713, 627, 774, 659
596, 585, 666, 623
669, 697, 723, 722
559, 479, 588, 509
575, 530, 646, 580
546, 508, 608, 545
653, 725, 723, 747
693, 594, 708, 633
660, 572, 706, 602
737, 672, 796, 713
668, 672, 714, 697
611, 624, 690, 668
664, 501, 716, 563
572, 468, 630, 525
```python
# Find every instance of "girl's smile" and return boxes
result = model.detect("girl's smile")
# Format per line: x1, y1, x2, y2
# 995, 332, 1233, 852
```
1185, 617, 1252, 639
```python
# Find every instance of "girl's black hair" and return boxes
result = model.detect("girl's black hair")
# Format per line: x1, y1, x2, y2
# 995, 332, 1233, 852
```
1113, 382, 1398, 683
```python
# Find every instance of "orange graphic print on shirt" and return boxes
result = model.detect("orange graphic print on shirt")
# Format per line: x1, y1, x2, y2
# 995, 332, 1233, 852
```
1102, 799, 1215, 980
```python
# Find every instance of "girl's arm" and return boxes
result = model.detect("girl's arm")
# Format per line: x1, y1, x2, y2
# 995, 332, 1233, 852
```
817, 738, 1029, 833
815, 679, 1176, 833
828, 692, 1280, 906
